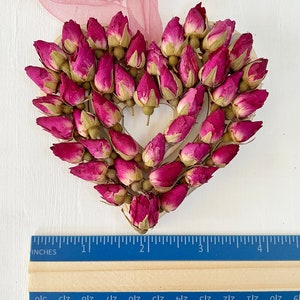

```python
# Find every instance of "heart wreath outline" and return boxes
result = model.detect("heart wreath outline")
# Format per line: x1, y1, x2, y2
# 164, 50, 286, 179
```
25, 2, 269, 234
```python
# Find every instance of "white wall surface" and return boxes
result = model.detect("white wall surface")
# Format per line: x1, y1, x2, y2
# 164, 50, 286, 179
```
1, 0, 300, 298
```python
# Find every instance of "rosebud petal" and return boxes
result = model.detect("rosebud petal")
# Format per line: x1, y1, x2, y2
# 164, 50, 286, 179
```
185, 166, 218, 187
109, 129, 139, 161
51, 142, 85, 163
165, 115, 195, 143
70, 161, 107, 182
199, 109, 225, 144
159, 66, 183, 100
94, 53, 114, 93
80, 139, 112, 159
62, 19, 84, 54
142, 133, 166, 167
115, 158, 143, 186
184, 3, 207, 38
149, 161, 183, 193
86, 17, 108, 50
32, 95, 63, 116
36, 116, 73, 140
94, 184, 127, 206
212, 144, 239, 167
228, 120, 263, 143
180, 142, 210, 167
73, 108, 87, 138
114, 64, 135, 101
146, 41, 168, 76
242, 58, 268, 89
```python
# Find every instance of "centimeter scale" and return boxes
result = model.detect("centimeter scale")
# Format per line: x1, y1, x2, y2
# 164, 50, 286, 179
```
29, 235, 300, 300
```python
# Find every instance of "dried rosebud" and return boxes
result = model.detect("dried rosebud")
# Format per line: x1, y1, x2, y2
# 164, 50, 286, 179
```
242, 58, 268, 90
73, 108, 87, 138
36, 116, 73, 140
33, 40, 67, 71
165, 115, 195, 143
199, 109, 225, 144
109, 129, 139, 161
160, 183, 189, 212
114, 64, 135, 101
80, 139, 112, 159
94, 184, 127, 206
115, 158, 143, 186
146, 41, 168, 76
70, 161, 107, 182
51, 142, 85, 163
59, 73, 85, 106
73, 109, 100, 139
211, 71, 243, 107
232, 89, 268, 118
161, 17, 186, 57
177, 84, 205, 117
184, 2, 207, 38
179, 142, 210, 167
32, 95, 63, 116
142, 133, 166, 167
149, 161, 183, 193
199, 46, 230, 88
107, 11, 132, 48
25, 66, 60, 94
185, 166, 218, 187
94, 52, 114, 93
92, 92, 122, 128
178, 45, 200, 88
228, 120, 263, 143
212, 144, 239, 167
62, 19, 84, 54
202, 19, 235, 53
129, 193, 160, 233
69, 40, 95, 83
125, 30, 146, 69
86, 17, 108, 50
229, 33, 253, 71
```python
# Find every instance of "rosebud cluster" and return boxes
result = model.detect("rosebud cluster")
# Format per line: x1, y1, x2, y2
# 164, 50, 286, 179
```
26, 2, 268, 233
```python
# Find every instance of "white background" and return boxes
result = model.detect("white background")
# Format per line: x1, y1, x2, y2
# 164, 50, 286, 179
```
1, 0, 300, 298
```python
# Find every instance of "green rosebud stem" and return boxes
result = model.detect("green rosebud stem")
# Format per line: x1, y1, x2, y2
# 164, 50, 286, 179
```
239, 80, 249, 92
113, 46, 125, 60
143, 107, 154, 126
168, 55, 179, 67
142, 179, 153, 192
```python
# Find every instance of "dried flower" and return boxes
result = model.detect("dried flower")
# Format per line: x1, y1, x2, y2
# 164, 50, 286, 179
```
115, 158, 143, 186
180, 142, 210, 167
32, 95, 63, 116
51, 142, 85, 163
142, 133, 166, 167
228, 120, 263, 143
80, 139, 112, 159
211, 144, 239, 167
94, 184, 127, 206
114, 64, 135, 101
94, 52, 114, 93
86, 17, 108, 50
146, 41, 167, 76
70, 161, 107, 182
185, 165, 218, 187
184, 2, 207, 38
62, 19, 84, 54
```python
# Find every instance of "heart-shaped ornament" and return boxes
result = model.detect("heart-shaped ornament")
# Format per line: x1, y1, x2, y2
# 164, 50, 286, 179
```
25, 2, 268, 233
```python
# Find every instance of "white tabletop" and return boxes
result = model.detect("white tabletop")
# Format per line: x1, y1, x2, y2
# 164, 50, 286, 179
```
1, 0, 300, 298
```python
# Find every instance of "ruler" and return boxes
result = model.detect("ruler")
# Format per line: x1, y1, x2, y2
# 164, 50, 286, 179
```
29, 235, 300, 299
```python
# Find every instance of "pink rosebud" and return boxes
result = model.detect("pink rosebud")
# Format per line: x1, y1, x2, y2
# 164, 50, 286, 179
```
80, 139, 112, 159
159, 66, 183, 101
70, 161, 107, 182
109, 129, 139, 161
177, 85, 205, 117
242, 58, 268, 89
178, 45, 200, 87
32, 95, 63, 116
199, 109, 225, 144
184, 2, 207, 38
62, 19, 84, 54
161, 17, 186, 57
228, 120, 263, 143
165, 115, 195, 143
185, 166, 218, 187
199, 46, 230, 88
160, 183, 189, 212
94, 184, 127, 206
51, 142, 85, 163
232, 89, 268, 118
115, 158, 143, 186
142, 133, 166, 167
92, 92, 122, 128
229, 33, 253, 71
36, 116, 73, 140
73, 108, 87, 137
114, 64, 135, 101
59, 73, 85, 106
212, 144, 239, 167
107, 11, 132, 48
33, 40, 67, 71
211, 71, 243, 107
146, 41, 168, 76
94, 52, 114, 93
125, 31, 146, 69
149, 161, 183, 193
180, 142, 210, 167
202, 19, 235, 52
69, 40, 95, 83
129, 193, 160, 232
86, 17, 108, 50
25, 66, 60, 94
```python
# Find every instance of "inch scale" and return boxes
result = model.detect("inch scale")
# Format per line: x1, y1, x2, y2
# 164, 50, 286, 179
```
29, 235, 300, 300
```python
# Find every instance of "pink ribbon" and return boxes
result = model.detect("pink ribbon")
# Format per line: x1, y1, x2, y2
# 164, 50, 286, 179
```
39, 0, 163, 43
